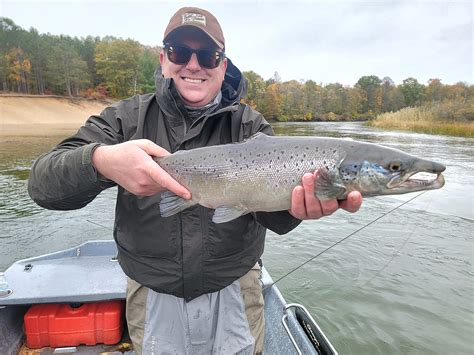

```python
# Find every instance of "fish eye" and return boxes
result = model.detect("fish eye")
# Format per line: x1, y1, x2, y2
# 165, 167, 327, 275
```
389, 162, 401, 172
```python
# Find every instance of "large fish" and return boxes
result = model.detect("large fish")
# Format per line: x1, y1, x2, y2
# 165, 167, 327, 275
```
155, 133, 445, 223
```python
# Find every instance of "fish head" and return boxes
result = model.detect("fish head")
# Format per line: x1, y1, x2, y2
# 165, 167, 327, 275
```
339, 144, 446, 196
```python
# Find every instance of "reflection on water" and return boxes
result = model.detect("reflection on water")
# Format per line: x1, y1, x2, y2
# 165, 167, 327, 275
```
0, 123, 473, 354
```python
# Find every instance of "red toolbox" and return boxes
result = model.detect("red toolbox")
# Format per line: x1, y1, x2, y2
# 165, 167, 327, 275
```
24, 300, 125, 348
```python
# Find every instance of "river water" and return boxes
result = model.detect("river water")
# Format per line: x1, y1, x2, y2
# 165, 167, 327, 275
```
0, 122, 472, 354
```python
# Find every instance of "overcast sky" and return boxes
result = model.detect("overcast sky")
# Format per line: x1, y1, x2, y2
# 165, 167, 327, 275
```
1, 0, 472, 86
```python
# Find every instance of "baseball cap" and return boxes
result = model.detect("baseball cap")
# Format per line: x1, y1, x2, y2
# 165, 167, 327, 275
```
163, 7, 225, 49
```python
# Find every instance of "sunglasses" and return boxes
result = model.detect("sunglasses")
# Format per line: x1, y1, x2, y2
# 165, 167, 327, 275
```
164, 43, 225, 69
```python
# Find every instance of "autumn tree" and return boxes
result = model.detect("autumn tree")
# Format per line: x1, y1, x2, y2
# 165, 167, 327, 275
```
356, 75, 382, 114
6, 47, 31, 93
260, 82, 282, 120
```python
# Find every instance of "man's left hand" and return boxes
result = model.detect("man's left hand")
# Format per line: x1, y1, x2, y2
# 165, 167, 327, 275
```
289, 172, 362, 220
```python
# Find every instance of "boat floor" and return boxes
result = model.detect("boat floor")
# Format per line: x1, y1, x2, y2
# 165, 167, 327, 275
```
1, 240, 330, 355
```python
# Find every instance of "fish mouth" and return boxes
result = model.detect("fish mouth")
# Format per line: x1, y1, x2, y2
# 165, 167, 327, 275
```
388, 171, 445, 191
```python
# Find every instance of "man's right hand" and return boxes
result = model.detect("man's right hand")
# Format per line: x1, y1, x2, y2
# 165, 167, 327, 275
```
91, 139, 191, 199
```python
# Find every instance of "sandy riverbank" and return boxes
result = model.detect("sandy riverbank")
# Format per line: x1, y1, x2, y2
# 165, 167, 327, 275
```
0, 95, 110, 136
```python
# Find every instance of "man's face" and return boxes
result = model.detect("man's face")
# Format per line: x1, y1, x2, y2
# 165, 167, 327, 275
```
160, 30, 227, 108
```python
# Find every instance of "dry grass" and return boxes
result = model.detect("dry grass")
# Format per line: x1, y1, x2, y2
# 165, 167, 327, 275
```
368, 106, 474, 137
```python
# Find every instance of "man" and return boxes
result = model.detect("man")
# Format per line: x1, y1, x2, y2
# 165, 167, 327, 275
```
28, 7, 362, 354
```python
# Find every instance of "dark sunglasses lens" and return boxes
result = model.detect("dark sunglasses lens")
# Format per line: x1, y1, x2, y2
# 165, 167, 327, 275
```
167, 46, 192, 65
167, 45, 222, 68
197, 50, 220, 69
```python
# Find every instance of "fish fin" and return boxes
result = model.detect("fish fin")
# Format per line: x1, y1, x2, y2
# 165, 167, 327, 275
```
315, 169, 347, 200
159, 191, 196, 217
212, 206, 248, 224
246, 132, 270, 141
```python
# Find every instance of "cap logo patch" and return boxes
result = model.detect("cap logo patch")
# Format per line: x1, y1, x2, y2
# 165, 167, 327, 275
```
182, 13, 206, 26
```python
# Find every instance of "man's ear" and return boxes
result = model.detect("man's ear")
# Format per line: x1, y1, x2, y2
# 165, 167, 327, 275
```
220, 57, 228, 80
160, 50, 165, 66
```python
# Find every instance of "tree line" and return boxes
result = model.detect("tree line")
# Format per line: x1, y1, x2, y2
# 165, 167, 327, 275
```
0, 17, 159, 99
1, 17, 472, 121
243, 72, 473, 122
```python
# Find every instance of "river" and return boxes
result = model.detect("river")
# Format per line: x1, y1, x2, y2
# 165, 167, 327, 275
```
0, 122, 472, 354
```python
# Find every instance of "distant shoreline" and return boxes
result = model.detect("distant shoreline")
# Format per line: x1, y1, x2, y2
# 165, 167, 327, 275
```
2, 94, 471, 138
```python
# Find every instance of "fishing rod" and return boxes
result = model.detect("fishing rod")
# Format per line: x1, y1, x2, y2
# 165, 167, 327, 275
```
271, 191, 427, 286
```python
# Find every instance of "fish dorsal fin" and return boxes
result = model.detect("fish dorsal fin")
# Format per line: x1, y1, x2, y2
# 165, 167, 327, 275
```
246, 132, 270, 142
212, 206, 248, 224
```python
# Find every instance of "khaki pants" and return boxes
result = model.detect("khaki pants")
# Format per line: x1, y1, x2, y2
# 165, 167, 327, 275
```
126, 264, 264, 355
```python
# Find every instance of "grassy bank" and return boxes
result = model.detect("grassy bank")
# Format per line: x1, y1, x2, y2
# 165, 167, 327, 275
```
367, 104, 474, 137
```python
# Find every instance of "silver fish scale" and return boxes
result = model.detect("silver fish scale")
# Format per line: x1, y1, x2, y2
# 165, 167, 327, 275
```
158, 134, 344, 212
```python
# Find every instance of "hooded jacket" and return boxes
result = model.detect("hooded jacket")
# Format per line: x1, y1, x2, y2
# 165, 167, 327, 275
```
28, 59, 301, 301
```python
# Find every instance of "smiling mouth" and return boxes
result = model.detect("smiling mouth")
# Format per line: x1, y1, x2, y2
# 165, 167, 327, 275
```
183, 77, 205, 84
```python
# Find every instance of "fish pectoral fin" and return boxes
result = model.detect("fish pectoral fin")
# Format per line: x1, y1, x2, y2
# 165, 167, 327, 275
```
212, 206, 248, 224
159, 191, 196, 217
315, 169, 347, 200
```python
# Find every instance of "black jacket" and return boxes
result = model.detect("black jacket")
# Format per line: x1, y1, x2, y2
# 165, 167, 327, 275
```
28, 59, 301, 301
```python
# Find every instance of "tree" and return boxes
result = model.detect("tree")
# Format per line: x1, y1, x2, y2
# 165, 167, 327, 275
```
261, 82, 282, 119
95, 38, 141, 98
137, 48, 159, 94
46, 37, 90, 96
6, 47, 31, 93
322, 83, 345, 115
242, 70, 266, 109
356, 75, 382, 113
400, 77, 424, 106
302, 80, 322, 120
425, 78, 444, 103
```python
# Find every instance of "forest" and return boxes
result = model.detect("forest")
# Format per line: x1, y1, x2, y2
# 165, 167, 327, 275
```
1, 17, 473, 123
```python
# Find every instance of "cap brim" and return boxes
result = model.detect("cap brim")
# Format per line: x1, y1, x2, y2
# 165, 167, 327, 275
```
164, 25, 224, 49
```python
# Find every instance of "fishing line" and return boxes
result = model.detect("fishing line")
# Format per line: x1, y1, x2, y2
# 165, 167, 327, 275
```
360, 191, 433, 287
271, 191, 426, 286
86, 219, 111, 230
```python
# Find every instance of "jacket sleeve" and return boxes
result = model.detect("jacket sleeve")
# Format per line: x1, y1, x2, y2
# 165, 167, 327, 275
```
27, 104, 125, 210
243, 107, 302, 235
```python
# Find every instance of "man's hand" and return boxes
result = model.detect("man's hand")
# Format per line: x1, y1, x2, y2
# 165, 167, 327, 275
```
92, 140, 191, 199
289, 172, 362, 220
